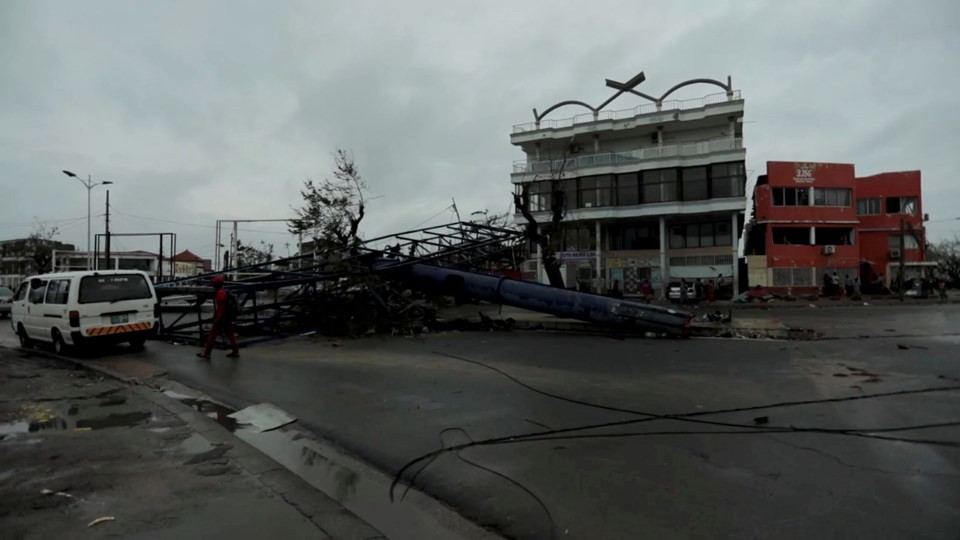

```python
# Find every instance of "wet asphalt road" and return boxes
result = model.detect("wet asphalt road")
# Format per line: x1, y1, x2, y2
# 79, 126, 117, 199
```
4, 306, 960, 539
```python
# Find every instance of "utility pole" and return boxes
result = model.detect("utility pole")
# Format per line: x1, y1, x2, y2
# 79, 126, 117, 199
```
104, 190, 111, 270
899, 218, 905, 302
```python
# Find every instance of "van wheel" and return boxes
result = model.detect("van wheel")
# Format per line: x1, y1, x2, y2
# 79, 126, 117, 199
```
52, 329, 68, 356
17, 324, 33, 349
129, 337, 146, 351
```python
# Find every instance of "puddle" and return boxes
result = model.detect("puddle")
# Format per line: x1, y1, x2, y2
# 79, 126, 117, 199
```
2, 406, 153, 434
76, 411, 152, 430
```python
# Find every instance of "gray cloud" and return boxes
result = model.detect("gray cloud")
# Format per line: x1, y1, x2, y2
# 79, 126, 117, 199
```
2, 0, 958, 260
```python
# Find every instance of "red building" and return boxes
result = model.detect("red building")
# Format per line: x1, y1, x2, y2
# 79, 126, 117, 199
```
745, 161, 925, 294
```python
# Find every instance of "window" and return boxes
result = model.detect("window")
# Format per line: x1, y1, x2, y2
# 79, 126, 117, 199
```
578, 175, 614, 208
698, 223, 715, 247
14, 282, 29, 301
814, 228, 854, 246
886, 196, 917, 215
888, 235, 920, 249
669, 226, 685, 249
684, 224, 701, 248
814, 188, 851, 207
772, 187, 810, 206
710, 162, 746, 198
44, 279, 71, 305
579, 177, 597, 208
609, 224, 658, 250
596, 175, 613, 207
526, 182, 552, 212
772, 227, 809, 245
28, 280, 48, 304
561, 179, 578, 210
857, 198, 881, 216
563, 227, 596, 252
616, 173, 639, 206
79, 274, 152, 304
642, 169, 678, 203
682, 167, 708, 201
669, 221, 730, 249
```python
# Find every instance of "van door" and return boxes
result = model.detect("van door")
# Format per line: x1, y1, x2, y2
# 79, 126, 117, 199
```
25, 279, 49, 341
42, 279, 71, 340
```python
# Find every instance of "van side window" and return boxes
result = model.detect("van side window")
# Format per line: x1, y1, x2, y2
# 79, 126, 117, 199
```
45, 280, 71, 305
14, 283, 29, 301
29, 281, 48, 304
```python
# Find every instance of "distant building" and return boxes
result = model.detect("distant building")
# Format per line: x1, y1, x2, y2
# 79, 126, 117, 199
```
0, 238, 76, 288
162, 250, 213, 279
510, 74, 746, 297
744, 161, 925, 294
52, 250, 160, 276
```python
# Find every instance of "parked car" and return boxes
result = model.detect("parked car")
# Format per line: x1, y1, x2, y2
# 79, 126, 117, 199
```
667, 281, 700, 304
10, 271, 159, 354
0, 286, 14, 318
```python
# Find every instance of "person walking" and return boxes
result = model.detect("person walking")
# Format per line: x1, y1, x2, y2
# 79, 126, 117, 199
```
197, 275, 239, 360
641, 279, 652, 303
608, 279, 624, 299
939, 274, 949, 304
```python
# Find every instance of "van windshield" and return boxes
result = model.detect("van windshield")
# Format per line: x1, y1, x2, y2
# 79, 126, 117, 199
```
79, 274, 153, 304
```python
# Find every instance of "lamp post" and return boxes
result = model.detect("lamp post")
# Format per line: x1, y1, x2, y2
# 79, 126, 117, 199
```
62, 170, 113, 271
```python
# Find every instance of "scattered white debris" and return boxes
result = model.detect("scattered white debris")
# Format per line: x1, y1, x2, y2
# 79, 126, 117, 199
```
87, 516, 115, 528
228, 403, 296, 432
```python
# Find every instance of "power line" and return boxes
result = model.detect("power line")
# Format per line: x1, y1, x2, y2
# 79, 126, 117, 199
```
390, 352, 960, 502
408, 205, 456, 230
0, 216, 89, 230
113, 212, 294, 235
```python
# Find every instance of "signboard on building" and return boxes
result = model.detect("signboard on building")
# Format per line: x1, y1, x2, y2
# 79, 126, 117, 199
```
558, 251, 597, 262
793, 163, 816, 184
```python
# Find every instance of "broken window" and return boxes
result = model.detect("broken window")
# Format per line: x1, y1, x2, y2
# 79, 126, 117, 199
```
886, 196, 918, 215
772, 227, 809, 245
814, 227, 854, 246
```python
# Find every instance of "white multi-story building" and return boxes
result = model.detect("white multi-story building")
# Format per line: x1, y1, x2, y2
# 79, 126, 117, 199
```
511, 73, 747, 297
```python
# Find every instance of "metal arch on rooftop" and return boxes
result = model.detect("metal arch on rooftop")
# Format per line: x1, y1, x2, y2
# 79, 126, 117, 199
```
516, 72, 739, 134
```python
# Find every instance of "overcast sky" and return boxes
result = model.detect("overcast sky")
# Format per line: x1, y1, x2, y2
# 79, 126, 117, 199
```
2, 0, 958, 260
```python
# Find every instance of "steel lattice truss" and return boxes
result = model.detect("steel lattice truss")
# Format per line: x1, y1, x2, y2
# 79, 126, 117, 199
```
154, 221, 525, 345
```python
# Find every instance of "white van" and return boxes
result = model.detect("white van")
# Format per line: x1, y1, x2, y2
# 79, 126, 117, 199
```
10, 270, 159, 354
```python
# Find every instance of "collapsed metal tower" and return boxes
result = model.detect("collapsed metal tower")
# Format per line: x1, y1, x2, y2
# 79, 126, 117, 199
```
154, 220, 691, 347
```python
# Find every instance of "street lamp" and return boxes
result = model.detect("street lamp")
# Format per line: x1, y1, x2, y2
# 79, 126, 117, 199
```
62, 170, 113, 271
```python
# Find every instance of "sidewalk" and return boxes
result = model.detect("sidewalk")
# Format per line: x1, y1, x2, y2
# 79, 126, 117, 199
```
0, 347, 383, 540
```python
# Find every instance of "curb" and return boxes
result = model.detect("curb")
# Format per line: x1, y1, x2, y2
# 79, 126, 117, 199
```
2, 344, 154, 384
135, 386, 386, 540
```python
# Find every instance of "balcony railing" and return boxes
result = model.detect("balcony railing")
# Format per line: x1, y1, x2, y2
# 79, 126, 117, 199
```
512, 90, 742, 134
512, 138, 744, 175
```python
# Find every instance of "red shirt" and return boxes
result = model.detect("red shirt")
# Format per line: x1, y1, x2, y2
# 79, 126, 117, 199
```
214, 288, 228, 320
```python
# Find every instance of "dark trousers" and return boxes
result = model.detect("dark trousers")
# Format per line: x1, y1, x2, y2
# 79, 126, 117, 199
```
204, 318, 238, 356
